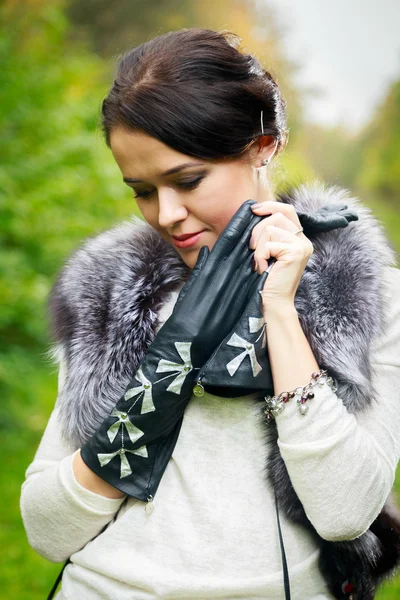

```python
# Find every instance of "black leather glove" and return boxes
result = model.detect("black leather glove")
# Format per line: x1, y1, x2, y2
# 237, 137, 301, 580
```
297, 203, 358, 235
80, 200, 262, 501
194, 202, 359, 397
192, 270, 272, 398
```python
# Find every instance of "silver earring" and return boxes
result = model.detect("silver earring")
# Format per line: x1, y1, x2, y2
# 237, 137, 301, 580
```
260, 112, 269, 168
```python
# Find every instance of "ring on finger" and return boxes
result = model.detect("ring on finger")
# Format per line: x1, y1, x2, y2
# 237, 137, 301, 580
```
293, 226, 303, 235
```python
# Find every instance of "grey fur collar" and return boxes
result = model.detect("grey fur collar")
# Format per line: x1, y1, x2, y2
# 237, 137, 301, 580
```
48, 180, 397, 448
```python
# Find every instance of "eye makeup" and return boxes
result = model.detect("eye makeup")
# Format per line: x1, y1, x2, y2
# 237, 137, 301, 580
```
131, 173, 206, 199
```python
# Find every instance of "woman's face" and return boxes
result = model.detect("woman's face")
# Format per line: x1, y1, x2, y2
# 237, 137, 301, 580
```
110, 127, 261, 269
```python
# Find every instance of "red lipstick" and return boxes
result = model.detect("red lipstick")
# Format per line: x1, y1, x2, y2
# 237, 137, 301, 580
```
172, 231, 205, 248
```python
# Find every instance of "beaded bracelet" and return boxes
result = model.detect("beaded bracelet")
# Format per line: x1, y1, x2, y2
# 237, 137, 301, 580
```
264, 369, 337, 422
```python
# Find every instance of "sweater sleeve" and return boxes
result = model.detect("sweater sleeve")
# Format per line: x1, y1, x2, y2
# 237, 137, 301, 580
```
20, 285, 184, 564
274, 266, 400, 542
20, 353, 126, 563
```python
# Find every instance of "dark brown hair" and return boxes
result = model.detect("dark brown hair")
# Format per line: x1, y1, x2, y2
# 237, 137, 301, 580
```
101, 28, 288, 161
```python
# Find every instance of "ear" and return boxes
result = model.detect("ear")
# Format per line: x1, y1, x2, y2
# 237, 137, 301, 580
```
248, 135, 278, 168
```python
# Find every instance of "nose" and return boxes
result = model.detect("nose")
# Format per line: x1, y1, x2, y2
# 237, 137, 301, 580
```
157, 189, 188, 230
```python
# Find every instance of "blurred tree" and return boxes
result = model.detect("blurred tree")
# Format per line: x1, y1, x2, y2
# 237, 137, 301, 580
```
356, 78, 400, 204
1, 2, 138, 597
287, 122, 365, 189
292, 76, 400, 205
66, 0, 197, 57
0, 0, 136, 363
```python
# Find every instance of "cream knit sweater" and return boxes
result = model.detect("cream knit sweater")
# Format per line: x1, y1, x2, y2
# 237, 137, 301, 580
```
20, 266, 400, 600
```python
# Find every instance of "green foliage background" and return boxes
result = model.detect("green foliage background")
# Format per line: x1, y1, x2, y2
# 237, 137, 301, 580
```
1, 1, 399, 598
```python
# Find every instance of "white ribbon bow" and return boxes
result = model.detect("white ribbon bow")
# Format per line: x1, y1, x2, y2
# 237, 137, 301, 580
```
124, 367, 155, 413
97, 446, 148, 479
225, 317, 266, 377
249, 316, 266, 347
226, 333, 262, 377
106, 408, 146, 444
156, 341, 193, 393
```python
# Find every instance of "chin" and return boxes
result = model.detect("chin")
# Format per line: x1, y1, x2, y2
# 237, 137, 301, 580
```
183, 254, 197, 270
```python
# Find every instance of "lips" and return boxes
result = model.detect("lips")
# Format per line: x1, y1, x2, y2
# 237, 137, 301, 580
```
172, 230, 205, 241
171, 231, 205, 248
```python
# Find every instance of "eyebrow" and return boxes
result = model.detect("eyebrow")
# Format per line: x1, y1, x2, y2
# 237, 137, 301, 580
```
123, 162, 205, 183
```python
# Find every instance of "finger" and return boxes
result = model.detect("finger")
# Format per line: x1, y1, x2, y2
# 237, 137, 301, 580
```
256, 241, 292, 272
253, 225, 306, 272
251, 201, 301, 227
249, 212, 301, 249
249, 219, 268, 250
253, 221, 304, 261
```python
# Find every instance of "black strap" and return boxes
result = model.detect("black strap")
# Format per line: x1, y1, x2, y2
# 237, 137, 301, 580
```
47, 498, 290, 598
46, 558, 70, 600
46, 515, 114, 599
275, 488, 291, 600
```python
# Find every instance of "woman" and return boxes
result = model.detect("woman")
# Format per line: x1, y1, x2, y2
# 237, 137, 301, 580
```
20, 27, 400, 600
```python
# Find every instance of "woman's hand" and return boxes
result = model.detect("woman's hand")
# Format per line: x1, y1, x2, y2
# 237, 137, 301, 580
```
73, 450, 126, 499
250, 201, 314, 314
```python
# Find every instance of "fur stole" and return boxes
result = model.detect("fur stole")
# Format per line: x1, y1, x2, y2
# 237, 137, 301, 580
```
48, 180, 400, 599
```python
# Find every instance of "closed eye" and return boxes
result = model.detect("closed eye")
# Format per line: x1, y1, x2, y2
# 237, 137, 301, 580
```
132, 189, 153, 199
132, 175, 205, 199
